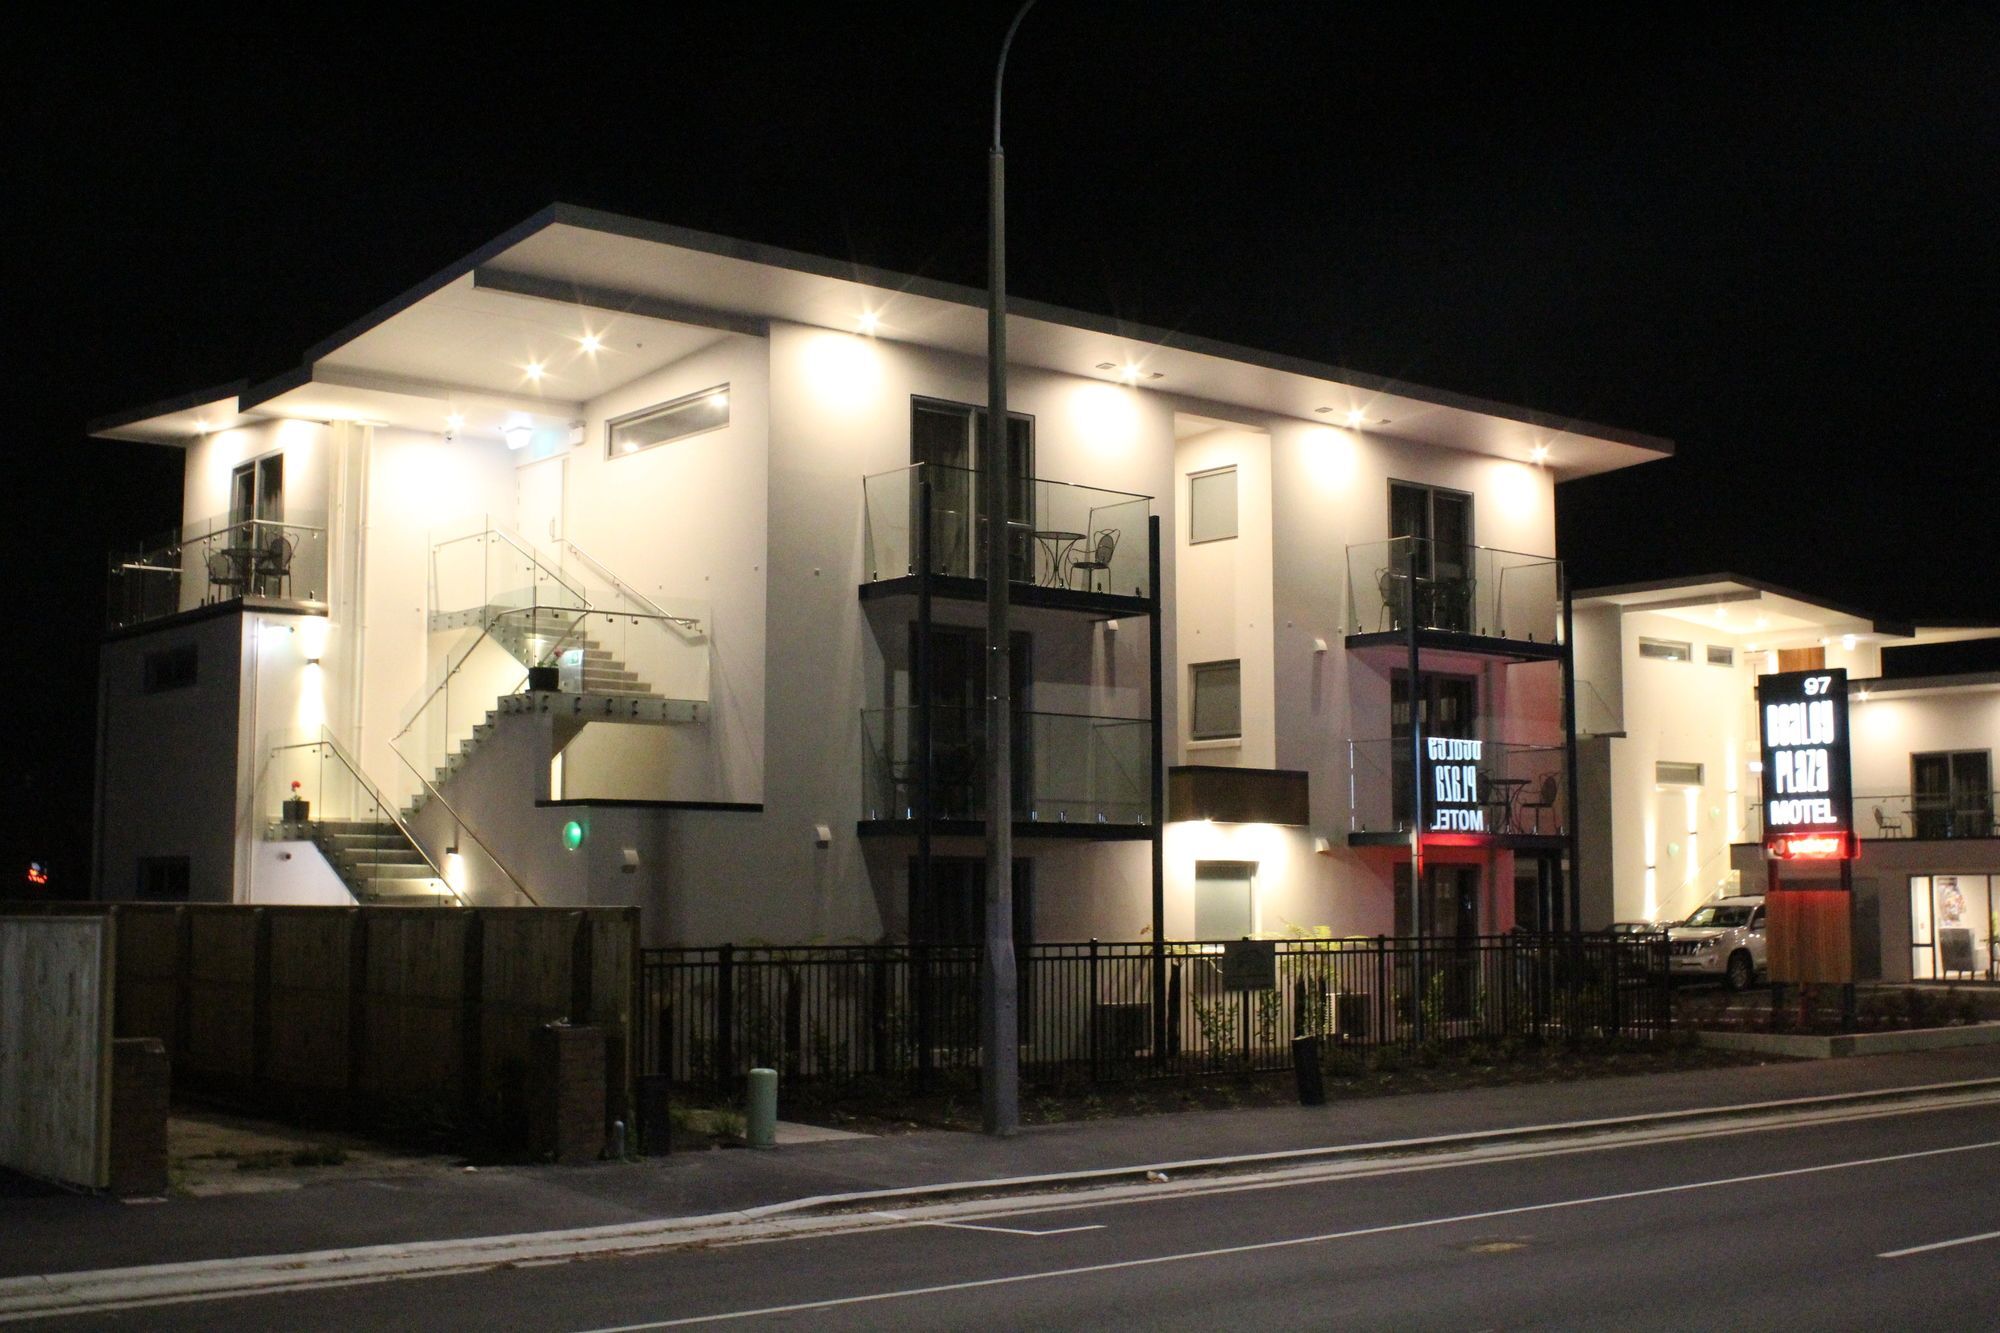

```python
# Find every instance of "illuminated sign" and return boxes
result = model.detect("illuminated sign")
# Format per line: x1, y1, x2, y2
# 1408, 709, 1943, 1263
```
1758, 668, 1854, 861
25, 862, 49, 887
1424, 736, 1488, 834
1768, 832, 1854, 861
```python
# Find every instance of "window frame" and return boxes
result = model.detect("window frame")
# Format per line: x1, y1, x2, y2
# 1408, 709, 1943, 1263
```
1189, 658, 1243, 742
1638, 636, 1693, 662
1187, 465, 1239, 545
1706, 644, 1735, 667
1194, 860, 1257, 941
606, 384, 732, 459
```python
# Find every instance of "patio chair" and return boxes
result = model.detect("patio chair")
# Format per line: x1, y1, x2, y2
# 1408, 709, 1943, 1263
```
205, 550, 245, 602
256, 532, 295, 598
1520, 772, 1560, 832
1872, 804, 1904, 837
1067, 528, 1119, 593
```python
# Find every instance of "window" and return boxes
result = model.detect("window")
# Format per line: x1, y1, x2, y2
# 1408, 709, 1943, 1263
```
1190, 660, 1241, 741
1655, 761, 1705, 787
142, 644, 198, 693
1187, 467, 1238, 543
1195, 862, 1255, 940
1639, 637, 1692, 662
1706, 645, 1735, 667
911, 398, 1034, 581
607, 385, 730, 457
137, 856, 190, 902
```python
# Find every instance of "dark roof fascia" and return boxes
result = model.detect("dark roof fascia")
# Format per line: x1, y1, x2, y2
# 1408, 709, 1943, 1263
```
86, 380, 249, 440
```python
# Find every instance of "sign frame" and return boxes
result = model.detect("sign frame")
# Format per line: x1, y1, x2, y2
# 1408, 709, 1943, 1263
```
1757, 667, 1856, 863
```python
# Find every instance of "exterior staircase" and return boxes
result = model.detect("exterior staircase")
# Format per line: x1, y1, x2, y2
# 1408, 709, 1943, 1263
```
303, 819, 453, 904
404, 618, 703, 819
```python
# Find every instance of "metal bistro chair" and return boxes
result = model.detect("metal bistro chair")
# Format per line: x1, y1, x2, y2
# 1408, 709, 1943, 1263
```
1520, 772, 1561, 832
1872, 804, 1905, 838
255, 532, 296, 598
1068, 528, 1120, 593
205, 550, 247, 603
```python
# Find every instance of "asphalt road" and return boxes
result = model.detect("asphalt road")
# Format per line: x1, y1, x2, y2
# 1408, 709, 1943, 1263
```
35, 1099, 2000, 1331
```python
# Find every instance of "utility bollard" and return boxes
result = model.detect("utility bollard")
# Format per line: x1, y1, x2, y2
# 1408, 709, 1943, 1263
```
746, 1067, 778, 1149
1291, 1034, 1326, 1107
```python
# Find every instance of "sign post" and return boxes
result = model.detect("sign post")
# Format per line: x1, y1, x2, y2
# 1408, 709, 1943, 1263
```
1757, 668, 1857, 1026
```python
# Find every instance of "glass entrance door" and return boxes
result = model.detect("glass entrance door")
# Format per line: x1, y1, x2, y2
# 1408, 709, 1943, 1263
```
1909, 874, 1994, 980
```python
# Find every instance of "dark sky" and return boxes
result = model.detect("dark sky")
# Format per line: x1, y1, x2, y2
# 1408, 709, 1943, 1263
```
10, 2, 1997, 891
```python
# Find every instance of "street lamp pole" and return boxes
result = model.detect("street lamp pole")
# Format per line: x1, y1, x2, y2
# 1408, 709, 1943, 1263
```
982, 0, 1035, 1138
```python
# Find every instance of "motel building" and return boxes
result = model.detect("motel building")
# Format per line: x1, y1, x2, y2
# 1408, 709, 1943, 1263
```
89, 205, 1673, 954
1570, 575, 2000, 981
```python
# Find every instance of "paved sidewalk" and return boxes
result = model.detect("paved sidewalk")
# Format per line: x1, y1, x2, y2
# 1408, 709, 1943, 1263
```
7, 1043, 2000, 1281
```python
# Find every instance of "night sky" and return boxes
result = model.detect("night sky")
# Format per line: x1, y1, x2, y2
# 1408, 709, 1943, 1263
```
11, 3, 1996, 893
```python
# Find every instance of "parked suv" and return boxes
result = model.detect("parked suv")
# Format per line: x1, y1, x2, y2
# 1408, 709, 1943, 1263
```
1668, 896, 1767, 990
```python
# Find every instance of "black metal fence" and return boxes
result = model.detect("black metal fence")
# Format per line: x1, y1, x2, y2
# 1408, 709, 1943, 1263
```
640, 935, 1671, 1092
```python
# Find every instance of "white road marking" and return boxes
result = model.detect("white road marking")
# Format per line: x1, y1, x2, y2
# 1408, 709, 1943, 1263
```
870, 1210, 1103, 1237
924, 1222, 1106, 1237
577, 1137, 2000, 1330
1879, 1228, 2000, 1259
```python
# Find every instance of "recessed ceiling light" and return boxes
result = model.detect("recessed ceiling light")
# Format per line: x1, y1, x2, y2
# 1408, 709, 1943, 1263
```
1841, 634, 1857, 650
193, 418, 209, 433
1530, 443, 1551, 464
1345, 408, 1367, 426
446, 412, 466, 431
858, 311, 881, 335
579, 333, 603, 354
524, 361, 545, 382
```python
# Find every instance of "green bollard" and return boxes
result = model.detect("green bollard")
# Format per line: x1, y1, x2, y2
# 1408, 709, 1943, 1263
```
746, 1067, 778, 1149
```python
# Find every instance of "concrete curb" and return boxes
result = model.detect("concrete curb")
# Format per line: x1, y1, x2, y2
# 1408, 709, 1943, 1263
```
6, 1074, 2000, 1321
1698, 1022, 2000, 1060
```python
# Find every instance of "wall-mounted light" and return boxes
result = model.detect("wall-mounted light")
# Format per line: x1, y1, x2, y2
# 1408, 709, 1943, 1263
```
561, 820, 585, 852
503, 424, 533, 451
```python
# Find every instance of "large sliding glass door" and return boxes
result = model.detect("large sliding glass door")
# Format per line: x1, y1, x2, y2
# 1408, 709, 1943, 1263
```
1909, 874, 1995, 980
912, 399, 1033, 582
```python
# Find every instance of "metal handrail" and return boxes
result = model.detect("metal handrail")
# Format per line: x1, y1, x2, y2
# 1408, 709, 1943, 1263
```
1347, 533, 1559, 566
862, 459, 1153, 505
392, 622, 529, 745
556, 538, 706, 640
269, 731, 465, 908
384, 740, 541, 907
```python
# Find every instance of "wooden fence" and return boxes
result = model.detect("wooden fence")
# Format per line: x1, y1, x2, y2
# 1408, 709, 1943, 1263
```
2, 903, 637, 1144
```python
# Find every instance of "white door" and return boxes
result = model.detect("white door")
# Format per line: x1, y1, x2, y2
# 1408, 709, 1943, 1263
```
517, 456, 565, 553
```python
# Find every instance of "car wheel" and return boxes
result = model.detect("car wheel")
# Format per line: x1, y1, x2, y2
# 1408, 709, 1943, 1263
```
1725, 950, 1754, 992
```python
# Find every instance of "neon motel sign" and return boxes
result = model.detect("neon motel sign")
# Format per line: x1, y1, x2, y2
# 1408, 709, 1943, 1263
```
1758, 668, 1856, 861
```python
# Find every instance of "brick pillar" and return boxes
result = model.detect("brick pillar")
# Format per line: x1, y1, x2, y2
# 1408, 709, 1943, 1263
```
528, 1023, 605, 1165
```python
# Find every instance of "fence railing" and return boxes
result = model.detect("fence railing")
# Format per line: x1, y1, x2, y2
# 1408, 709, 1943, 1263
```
639, 934, 1669, 1091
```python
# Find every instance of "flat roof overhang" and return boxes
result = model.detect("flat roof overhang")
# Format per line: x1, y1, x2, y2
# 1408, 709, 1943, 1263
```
1573, 574, 1915, 646
92, 204, 1675, 480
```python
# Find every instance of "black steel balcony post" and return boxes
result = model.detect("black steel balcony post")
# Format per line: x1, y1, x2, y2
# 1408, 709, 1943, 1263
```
916, 475, 934, 917
1148, 515, 1167, 1068
1406, 543, 1425, 1046
1560, 570, 1581, 933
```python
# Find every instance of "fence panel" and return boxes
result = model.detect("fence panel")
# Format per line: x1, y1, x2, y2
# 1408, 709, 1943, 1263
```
640, 934, 1672, 1091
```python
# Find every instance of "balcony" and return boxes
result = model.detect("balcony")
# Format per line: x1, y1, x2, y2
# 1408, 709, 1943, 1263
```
1346, 737, 1569, 846
862, 463, 1153, 609
108, 511, 327, 630
1859, 791, 1997, 841
860, 706, 1152, 836
1344, 537, 1562, 657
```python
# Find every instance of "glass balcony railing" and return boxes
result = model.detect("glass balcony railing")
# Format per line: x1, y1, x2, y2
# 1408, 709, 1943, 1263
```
1861, 791, 1997, 841
1347, 737, 1568, 838
862, 706, 1151, 826
863, 463, 1152, 599
1344, 537, 1561, 645
107, 510, 328, 629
